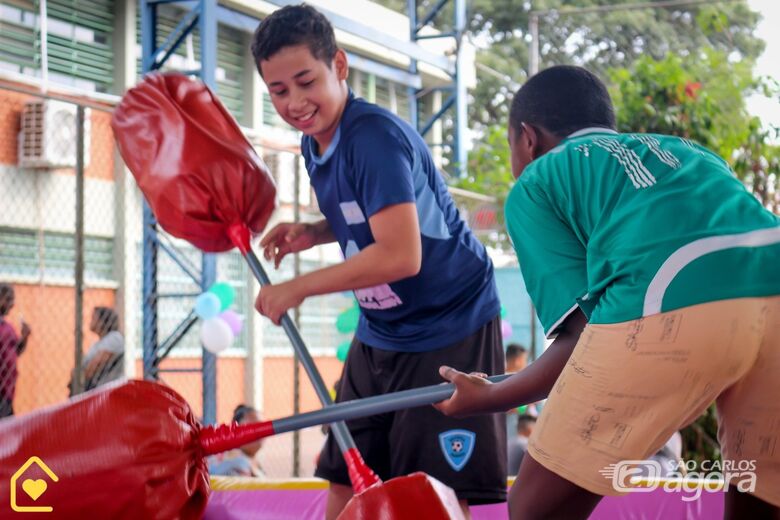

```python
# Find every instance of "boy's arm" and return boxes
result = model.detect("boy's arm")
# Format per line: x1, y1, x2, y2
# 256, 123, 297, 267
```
260, 219, 336, 268
255, 202, 421, 324
84, 350, 115, 380
435, 308, 587, 418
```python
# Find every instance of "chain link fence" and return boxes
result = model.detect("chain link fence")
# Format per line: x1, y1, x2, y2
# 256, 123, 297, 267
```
1, 85, 118, 418
0, 84, 348, 479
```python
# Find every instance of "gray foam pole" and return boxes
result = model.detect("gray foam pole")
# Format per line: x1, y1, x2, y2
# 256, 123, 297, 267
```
245, 249, 356, 454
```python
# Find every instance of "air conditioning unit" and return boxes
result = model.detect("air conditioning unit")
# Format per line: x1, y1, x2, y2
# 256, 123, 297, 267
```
18, 100, 91, 169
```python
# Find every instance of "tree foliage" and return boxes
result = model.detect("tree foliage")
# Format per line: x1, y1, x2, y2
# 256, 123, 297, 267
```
459, 47, 778, 251
456, 125, 515, 249
610, 50, 780, 211
376, 1, 764, 130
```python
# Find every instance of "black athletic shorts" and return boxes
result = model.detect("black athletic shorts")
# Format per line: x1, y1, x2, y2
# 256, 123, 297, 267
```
314, 316, 507, 505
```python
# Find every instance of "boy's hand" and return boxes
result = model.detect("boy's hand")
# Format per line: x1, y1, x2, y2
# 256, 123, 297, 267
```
260, 223, 318, 268
433, 365, 493, 418
255, 280, 305, 325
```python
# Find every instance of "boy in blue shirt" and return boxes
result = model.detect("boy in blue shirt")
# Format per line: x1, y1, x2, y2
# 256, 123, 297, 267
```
436, 66, 780, 519
250, 5, 506, 517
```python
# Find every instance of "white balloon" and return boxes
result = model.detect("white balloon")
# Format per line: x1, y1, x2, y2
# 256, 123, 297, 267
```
200, 317, 234, 353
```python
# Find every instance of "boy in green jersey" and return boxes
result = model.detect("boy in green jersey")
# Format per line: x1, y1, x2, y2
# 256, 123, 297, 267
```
436, 65, 780, 519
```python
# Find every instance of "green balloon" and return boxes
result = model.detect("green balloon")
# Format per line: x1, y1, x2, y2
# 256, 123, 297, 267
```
336, 306, 360, 333
500, 305, 507, 318
209, 282, 236, 311
336, 340, 352, 362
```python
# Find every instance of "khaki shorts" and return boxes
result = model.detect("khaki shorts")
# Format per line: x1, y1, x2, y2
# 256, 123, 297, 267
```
528, 296, 780, 506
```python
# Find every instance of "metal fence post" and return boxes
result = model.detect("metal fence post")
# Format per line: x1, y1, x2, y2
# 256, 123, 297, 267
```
73, 105, 86, 395
292, 153, 302, 477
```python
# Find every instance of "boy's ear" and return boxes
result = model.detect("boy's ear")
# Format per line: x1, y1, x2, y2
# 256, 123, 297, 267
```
522, 123, 543, 160
333, 49, 349, 81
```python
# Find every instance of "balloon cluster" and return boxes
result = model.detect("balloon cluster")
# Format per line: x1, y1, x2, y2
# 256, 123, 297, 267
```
334, 300, 360, 362
194, 282, 244, 353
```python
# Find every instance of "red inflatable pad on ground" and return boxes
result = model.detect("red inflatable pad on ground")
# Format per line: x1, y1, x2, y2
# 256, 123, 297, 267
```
0, 381, 208, 519
111, 73, 277, 252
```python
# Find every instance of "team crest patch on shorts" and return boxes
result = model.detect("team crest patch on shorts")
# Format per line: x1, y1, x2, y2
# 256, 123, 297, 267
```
439, 429, 476, 472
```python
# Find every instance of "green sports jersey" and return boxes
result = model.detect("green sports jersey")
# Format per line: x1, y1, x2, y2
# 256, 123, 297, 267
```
505, 128, 780, 336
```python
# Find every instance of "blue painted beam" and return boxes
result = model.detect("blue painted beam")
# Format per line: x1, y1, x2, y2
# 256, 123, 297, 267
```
141, 0, 219, 422
453, 0, 467, 177
415, 0, 448, 31
153, 6, 201, 70
407, 0, 419, 129
154, 311, 199, 367
140, 0, 160, 383
152, 239, 201, 284
419, 93, 455, 136
414, 31, 456, 40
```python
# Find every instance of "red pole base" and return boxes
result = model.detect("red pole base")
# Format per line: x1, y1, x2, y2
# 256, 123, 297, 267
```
344, 448, 382, 493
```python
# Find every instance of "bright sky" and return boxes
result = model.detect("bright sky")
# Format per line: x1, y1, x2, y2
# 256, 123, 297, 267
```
747, 0, 780, 129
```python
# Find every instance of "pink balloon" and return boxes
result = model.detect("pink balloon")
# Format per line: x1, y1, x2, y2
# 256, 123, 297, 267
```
501, 319, 513, 340
219, 310, 244, 336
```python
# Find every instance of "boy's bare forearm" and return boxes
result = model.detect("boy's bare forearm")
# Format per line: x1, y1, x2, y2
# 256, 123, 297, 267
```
484, 309, 587, 413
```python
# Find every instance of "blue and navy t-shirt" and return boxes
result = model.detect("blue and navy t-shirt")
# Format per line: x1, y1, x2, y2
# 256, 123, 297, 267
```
302, 92, 500, 352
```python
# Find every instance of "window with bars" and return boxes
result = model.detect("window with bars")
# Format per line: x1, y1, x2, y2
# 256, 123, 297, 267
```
0, 0, 116, 93
0, 226, 114, 283
134, 4, 246, 121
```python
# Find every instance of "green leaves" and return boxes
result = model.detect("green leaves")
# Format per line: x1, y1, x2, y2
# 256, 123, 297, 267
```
609, 49, 759, 161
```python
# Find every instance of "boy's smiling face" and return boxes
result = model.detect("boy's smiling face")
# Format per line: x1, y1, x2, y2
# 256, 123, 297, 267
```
259, 44, 348, 152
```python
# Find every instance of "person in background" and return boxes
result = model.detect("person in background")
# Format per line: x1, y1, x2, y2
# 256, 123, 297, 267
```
505, 344, 538, 443
209, 404, 266, 477
0, 283, 31, 418
508, 414, 537, 475
70, 306, 125, 394
505, 343, 528, 373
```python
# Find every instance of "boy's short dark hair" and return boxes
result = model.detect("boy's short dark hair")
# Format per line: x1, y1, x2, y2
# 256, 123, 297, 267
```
251, 4, 338, 75
517, 414, 537, 432
509, 65, 616, 138
93, 306, 119, 333
505, 343, 527, 361
233, 404, 257, 423
0, 283, 13, 316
